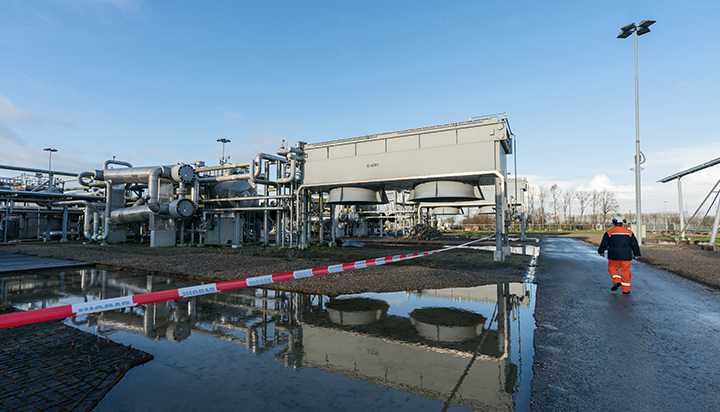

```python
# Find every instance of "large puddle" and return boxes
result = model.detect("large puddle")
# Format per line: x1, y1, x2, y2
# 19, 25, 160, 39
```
2, 268, 536, 411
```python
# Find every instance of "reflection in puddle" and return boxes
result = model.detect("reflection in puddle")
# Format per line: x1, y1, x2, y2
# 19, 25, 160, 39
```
1, 269, 535, 411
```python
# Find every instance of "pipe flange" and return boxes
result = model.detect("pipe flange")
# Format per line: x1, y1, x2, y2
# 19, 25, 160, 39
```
172, 164, 195, 184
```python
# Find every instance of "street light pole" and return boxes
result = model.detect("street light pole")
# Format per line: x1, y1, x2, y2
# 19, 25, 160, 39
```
43, 147, 58, 189
618, 20, 655, 246
217, 138, 231, 165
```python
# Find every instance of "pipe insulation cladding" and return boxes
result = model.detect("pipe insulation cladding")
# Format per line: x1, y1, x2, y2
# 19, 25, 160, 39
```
91, 164, 195, 184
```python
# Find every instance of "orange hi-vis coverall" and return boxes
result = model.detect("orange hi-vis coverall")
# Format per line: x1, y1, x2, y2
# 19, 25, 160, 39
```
598, 225, 641, 292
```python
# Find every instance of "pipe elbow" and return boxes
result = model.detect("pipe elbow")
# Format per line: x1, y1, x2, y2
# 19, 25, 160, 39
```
77, 172, 94, 187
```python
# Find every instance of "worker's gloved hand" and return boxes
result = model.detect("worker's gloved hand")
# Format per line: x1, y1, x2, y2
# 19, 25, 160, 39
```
598, 252, 604, 256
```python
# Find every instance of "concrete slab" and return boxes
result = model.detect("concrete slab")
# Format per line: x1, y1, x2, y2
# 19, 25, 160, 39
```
0, 251, 91, 274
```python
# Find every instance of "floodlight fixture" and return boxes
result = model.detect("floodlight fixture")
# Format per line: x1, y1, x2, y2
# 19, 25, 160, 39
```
638, 20, 655, 28
621, 23, 636, 31
617, 30, 633, 39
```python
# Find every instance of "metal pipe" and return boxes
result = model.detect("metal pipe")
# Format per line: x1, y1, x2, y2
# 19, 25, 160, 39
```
196, 163, 251, 173
209, 206, 285, 212
77, 171, 94, 187
93, 212, 100, 240
0, 164, 77, 177
191, 177, 199, 207
203, 194, 291, 203
276, 158, 298, 184
3, 199, 11, 242
0, 188, 104, 201
198, 173, 252, 183
110, 205, 152, 224
103, 159, 133, 169
61, 205, 68, 243
101, 182, 112, 244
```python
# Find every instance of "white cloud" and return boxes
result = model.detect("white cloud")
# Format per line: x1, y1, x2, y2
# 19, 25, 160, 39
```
0, 95, 35, 123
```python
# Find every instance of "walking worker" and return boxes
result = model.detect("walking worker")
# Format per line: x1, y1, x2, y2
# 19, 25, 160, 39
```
598, 216, 641, 294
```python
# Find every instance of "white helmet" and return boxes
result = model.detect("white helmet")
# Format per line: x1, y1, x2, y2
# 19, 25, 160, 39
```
612, 216, 626, 225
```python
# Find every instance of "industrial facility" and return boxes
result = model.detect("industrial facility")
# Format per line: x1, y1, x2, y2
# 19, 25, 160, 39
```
0, 115, 526, 261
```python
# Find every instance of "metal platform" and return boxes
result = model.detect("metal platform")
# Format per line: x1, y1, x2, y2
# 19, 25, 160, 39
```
0, 250, 91, 274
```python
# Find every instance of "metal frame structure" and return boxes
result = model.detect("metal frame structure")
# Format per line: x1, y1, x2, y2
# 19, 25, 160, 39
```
659, 156, 720, 248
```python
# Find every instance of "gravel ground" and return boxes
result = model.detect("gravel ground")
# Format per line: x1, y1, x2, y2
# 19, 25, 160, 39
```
557, 232, 720, 289
5, 232, 716, 293
1, 239, 532, 295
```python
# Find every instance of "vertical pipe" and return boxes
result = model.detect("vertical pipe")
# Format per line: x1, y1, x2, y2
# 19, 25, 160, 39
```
3, 199, 9, 243
234, 212, 241, 247
263, 204, 269, 246
61, 205, 68, 243
92, 212, 100, 240
494, 175, 504, 262
44, 207, 51, 241
330, 204, 336, 244
319, 190, 324, 245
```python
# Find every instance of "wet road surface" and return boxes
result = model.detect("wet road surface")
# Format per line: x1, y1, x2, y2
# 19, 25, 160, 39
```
530, 237, 720, 411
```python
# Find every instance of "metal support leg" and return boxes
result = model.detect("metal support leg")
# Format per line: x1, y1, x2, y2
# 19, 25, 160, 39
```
61, 205, 68, 243
710, 195, 720, 250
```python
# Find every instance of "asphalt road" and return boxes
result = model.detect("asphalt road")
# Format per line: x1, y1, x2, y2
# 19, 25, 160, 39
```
530, 237, 720, 411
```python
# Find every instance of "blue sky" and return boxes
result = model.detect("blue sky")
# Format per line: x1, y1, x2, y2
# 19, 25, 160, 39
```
1, 0, 719, 215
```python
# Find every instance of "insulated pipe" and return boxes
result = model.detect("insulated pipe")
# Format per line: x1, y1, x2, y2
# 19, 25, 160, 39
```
250, 154, 285, 186
84, 207, 92, 239
146, 167, 166, 215
77, 171, 94, 187
100, 181, 113, 244
61, 205, 68, 242
92, 212, 100, 240
103, 159, 133, 169
54, 200, 101, 240
191, 177, 199, 207
110, 205, 152, 224
276, 158, 298, 184
198, 173, 252, 183
196, 163, 251, 173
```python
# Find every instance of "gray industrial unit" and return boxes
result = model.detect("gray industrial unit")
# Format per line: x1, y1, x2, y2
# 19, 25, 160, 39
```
302, 115, 513, 260
304, 116, 509, 193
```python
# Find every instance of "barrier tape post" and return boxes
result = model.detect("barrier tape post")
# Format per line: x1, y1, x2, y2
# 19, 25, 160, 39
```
0, 234, 498, 329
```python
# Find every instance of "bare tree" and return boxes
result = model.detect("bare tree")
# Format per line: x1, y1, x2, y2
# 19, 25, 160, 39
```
550, 184, 562, 224
537, 185, 549, 226
598, 190, 619, 225
527, 185, 538, 224
562, 188, 575, 224
591, 189, 599, 225
576, 190, 591, 228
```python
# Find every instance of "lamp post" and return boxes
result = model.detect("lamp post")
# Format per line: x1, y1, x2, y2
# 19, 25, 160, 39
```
217, 138, 231, 165
617, 20, 655, 246
43, 147, 58, 188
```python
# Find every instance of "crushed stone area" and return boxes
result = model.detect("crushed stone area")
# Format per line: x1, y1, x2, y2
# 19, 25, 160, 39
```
0, 319, 152, 412
558, 233, 720, 289
1, 241, 531, 295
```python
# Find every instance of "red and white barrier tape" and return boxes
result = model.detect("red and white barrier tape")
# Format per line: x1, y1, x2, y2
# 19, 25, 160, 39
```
0, 234, 497, 329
